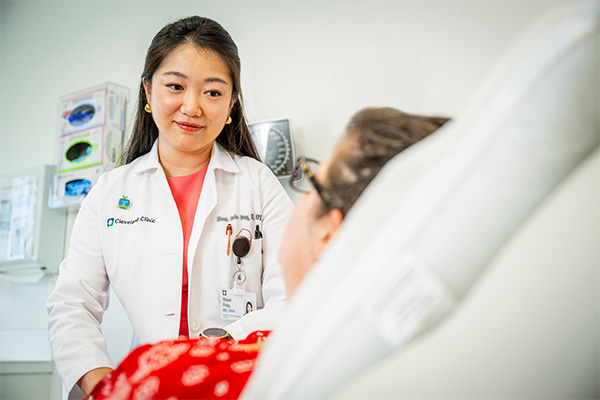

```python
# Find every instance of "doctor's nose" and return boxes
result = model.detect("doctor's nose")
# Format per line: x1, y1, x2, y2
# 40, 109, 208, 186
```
180, 91, 203, 117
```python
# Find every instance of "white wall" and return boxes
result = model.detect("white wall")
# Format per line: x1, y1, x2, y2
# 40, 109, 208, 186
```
0, 0, 566, 397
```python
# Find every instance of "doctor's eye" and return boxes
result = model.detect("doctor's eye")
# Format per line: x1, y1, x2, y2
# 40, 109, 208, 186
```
167, 83, 184, 91
205, 90, 222, 97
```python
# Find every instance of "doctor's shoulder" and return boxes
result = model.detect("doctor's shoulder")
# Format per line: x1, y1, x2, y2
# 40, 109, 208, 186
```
232, 154, 292, 196
78, 159, 144, 211
233, 154, 283, 186
93, 161, 141, 193
232, 154, 294, 211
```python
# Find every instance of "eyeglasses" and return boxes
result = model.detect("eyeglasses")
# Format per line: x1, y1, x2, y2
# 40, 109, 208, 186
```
290, 157, 333, 208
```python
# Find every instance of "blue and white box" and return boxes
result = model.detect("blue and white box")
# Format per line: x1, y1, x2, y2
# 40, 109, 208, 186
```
50, 82, 129, 208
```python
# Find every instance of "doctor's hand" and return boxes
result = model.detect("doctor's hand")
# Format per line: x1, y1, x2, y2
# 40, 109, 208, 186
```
78, 367, 113, 395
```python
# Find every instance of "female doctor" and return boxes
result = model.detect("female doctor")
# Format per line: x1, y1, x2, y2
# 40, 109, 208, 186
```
46, 16, 293, 398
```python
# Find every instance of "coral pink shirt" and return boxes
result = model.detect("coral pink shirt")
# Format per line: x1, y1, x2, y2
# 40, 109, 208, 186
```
167, 167, 208, 338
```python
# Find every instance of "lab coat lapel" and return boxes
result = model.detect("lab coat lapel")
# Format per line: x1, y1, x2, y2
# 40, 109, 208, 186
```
134, 140, 172, 193
189, 165, 217, 259
186, 144, 239, 269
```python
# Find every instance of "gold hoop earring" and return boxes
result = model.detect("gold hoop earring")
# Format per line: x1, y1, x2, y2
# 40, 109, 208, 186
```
144, 103, 152, 113
225, 116, 232, 125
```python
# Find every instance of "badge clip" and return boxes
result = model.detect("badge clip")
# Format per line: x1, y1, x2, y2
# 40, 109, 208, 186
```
232, 228, 252, 264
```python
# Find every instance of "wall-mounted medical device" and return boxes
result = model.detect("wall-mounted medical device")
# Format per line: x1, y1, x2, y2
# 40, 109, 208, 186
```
249, 118, 296, 178
50, 82, 129, 208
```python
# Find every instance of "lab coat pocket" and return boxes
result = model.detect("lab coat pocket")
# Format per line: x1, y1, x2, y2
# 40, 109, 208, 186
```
219, 233, 235, 289
243, 237, 263, 290
219, 228, 263, 291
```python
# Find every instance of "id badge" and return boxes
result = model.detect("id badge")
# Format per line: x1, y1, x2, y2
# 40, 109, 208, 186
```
220, 287, 257, 320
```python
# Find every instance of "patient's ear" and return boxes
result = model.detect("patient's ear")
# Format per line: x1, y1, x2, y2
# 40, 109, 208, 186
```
313, 209, 344, 261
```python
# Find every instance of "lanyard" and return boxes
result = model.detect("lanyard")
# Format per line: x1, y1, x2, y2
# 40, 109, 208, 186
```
232, 228, 252, 290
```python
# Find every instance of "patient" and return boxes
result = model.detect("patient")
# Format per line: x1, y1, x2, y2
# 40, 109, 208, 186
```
87, 107, 448, 400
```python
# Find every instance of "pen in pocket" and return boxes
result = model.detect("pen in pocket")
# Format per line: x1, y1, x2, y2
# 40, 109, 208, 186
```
226, 224, 232, 255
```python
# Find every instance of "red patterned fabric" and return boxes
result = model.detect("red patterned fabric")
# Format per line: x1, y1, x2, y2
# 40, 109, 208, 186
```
87, 331, 269, 400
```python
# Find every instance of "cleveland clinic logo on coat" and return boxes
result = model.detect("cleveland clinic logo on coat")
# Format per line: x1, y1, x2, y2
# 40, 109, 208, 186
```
107, 216, 156, 227
107, 195, 156, 227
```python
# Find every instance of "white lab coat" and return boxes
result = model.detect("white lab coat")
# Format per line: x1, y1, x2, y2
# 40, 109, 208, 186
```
47, 141, 294, 398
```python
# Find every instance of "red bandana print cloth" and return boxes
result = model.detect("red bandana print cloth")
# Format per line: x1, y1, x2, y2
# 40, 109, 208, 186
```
87, 331, 270, 400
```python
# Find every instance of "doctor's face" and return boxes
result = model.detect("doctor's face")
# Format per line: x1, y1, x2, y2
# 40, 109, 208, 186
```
144, 43, 235, 159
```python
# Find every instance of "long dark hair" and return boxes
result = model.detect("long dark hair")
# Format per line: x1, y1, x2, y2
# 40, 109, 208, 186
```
121, 16, 259, 164
322, 107, 449, 216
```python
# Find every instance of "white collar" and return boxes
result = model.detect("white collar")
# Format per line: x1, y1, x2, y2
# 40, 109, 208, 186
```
132, 140, 241, 175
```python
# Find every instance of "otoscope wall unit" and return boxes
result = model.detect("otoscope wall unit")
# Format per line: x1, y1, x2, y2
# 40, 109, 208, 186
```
0, 165, 66, 274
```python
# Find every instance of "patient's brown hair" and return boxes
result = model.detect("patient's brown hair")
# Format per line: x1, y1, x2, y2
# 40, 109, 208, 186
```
322, 107, 449, 216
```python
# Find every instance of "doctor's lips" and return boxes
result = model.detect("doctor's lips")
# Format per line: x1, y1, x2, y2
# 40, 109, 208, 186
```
175, 121, 204, 132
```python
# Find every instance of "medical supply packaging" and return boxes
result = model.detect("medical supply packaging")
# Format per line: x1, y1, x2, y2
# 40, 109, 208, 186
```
49, 82, 129, 208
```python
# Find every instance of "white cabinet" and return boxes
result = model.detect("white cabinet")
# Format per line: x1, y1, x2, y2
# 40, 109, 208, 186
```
0, 165, 67, 274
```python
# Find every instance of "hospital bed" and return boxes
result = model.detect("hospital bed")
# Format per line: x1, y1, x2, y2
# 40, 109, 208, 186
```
242, 1, 599, 398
